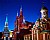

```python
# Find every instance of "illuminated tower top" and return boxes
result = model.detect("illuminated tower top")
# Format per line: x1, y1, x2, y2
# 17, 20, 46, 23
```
20, 6, 23, 16
40, 1, 48, 19
5, 16, 8, 27
19, 6, 23, 23
17, 11, 18, 17
4, 16, 9, 37
40, 6, 48, 19
16, 11, 19, 19
20, 6, 22, 12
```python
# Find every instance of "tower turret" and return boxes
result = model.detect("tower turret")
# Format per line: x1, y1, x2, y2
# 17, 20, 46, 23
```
14, 11, 19, 30
16, 11, 19, 30
17, 11, 18, 16
16, 11, 19, 19
40, 6, 48, 19
4, 16, 8, 27
3, 16, 10, 40
19, 6, 23, 23
20, 6, 23, 15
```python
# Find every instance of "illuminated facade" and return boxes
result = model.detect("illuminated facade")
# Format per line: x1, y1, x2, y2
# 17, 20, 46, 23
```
2, 16, 10, 40
10, 30, 13, 38
13, 6, 34, 40
1, 5, 50, 40
31, 6, 50, 40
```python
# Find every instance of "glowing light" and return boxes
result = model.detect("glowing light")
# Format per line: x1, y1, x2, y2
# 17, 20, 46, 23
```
6, 16, 8, 22
20, 6, 22, 11
10, 31, 13, 37
23, 19, 25, 23
17, 11, 18, 16
10, 34, 12, 37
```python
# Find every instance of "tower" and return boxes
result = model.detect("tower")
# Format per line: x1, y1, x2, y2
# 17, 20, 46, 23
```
15, 11, 19, 30
40, 6, 48, 19
20, 6, 23, 16
13, 11, 19, 40
19, 6, 23, 23
4, 16, 8, 28
4, 16, 10, 40
13, 6, 24, 40
40, 6, 49, 30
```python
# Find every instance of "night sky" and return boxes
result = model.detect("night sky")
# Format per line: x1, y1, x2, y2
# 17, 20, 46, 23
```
0, 0, 50, 32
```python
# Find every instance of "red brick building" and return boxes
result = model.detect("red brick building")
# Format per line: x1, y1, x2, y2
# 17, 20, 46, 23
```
13, 6, 34, 40
2, 6, 50, 40
31, 6, 50, 40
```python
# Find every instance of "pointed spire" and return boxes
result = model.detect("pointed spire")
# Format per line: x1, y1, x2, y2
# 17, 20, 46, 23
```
17, 11, 18, 16
20, 6, 22, 12
5, 14, 8, 27
20, 5, 23, 16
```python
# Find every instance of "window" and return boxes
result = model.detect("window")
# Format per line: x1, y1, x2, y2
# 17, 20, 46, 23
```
47, 34, 50, 40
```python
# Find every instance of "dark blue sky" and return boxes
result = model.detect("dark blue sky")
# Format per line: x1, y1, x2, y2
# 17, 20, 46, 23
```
0, 0, 50, 32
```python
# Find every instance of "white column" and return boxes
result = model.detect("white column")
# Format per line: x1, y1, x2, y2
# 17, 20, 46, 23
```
8, 37, 10, 40
4, 37, 6, 40
33, 30, 36, 40
29, 35, 30, 40
43, 34, 45, 40
34, 30, 36, 40
26, 35, 27, 40
32, 28, 33, 40
37, 30, 38, 40
24, 36, 25, 40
